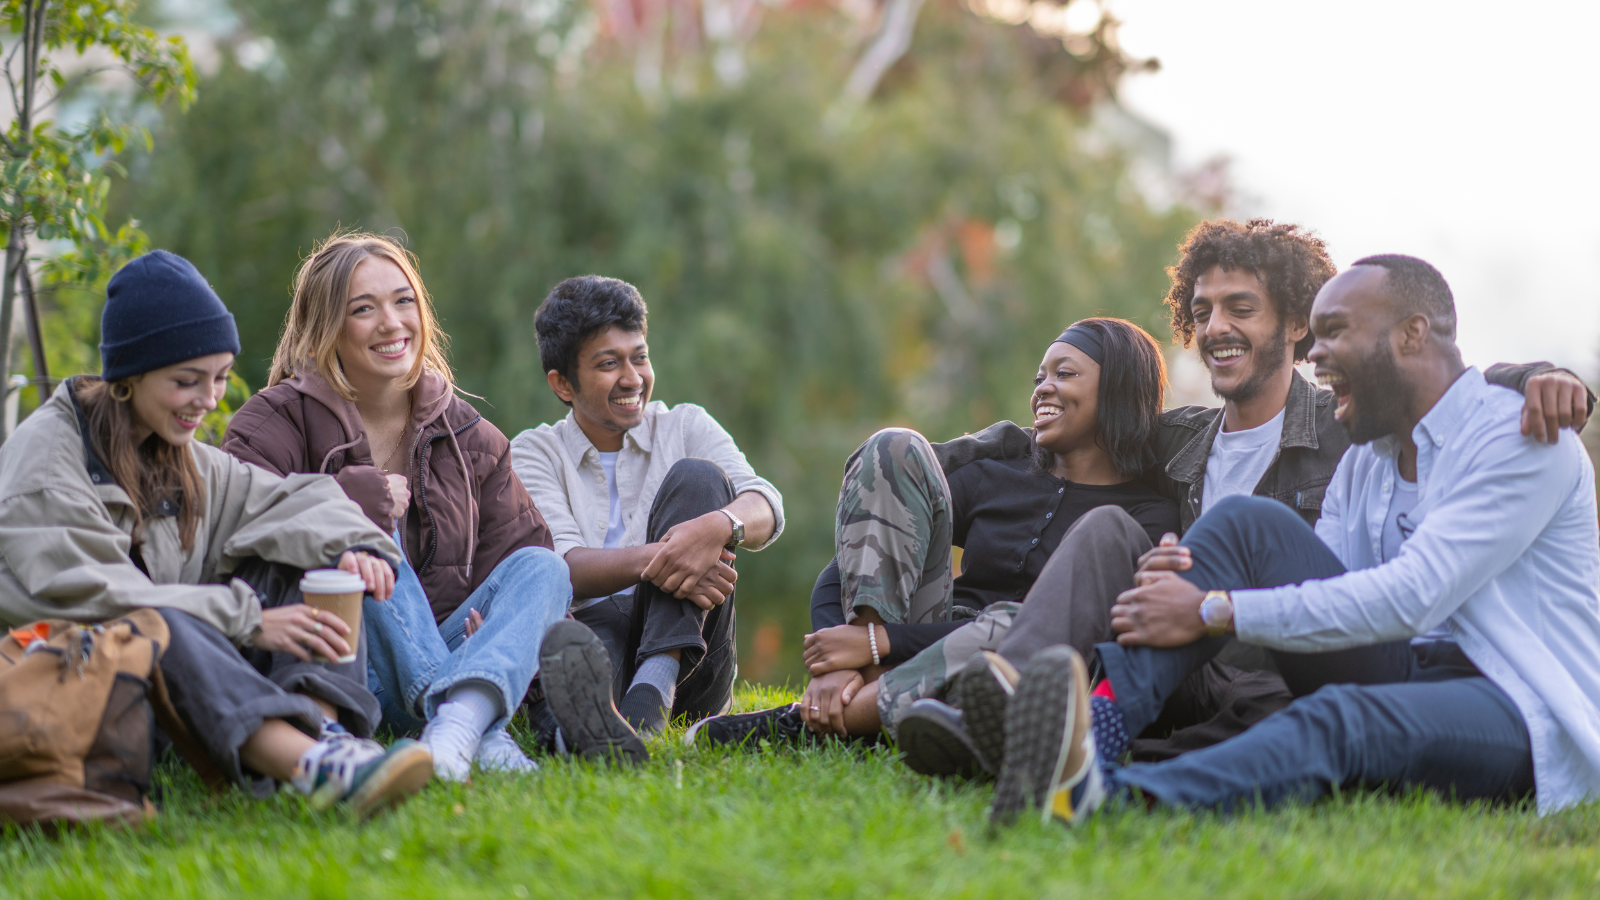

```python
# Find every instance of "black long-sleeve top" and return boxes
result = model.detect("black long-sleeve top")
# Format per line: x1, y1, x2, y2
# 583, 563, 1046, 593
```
809, 456, 1178, 663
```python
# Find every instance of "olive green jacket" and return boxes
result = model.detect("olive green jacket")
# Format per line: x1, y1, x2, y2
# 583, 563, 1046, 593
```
0, 381, 398, 644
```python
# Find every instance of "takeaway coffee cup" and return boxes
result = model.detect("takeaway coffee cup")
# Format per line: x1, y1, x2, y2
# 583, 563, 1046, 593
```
298, 569, 367, 663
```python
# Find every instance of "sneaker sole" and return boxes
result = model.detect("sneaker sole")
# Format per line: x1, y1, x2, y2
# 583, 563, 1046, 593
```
958, 652, 1018, 775
341, 740, 435, 820
539, 620, 649, 766
682, 717, 713, 748
897, 711, 985, 780
989, 646, 1088, 827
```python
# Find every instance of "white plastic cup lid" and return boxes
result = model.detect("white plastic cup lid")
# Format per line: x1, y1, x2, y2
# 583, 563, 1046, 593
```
299, 569, 367, 594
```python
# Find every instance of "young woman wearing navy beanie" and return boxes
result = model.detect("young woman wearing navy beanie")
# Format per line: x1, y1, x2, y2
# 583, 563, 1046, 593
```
0, 249, 433, 816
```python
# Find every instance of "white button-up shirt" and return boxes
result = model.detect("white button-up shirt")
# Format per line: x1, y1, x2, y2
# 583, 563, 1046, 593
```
509, 401, 785, 561
1233, 367, 1600, 814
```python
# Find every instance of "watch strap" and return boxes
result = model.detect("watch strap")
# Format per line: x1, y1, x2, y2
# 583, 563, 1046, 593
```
718, 508, 745, 547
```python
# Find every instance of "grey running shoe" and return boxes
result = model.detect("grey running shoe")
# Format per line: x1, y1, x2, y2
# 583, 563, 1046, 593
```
897, 699, 986, 780
953, 651, 1020, 775
989, 645, 1107, 828
539, 620, 649, 765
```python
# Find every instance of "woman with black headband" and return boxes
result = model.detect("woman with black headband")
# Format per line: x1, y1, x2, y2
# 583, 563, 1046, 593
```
686, 317, 1179, 749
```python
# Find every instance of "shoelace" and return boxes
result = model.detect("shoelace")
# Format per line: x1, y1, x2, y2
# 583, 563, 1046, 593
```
294, 732, 384, 797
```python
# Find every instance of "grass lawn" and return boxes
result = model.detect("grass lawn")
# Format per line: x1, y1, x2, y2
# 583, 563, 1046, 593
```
4, 682, 1599, 900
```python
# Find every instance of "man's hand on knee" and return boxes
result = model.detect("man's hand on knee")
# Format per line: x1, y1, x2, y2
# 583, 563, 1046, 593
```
643, 512, 737, 599
1137, 532, 1191, 575
1111, 570, 1208, 647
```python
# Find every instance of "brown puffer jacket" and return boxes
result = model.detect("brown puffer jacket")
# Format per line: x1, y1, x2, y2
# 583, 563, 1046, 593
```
222, 365, 552, 623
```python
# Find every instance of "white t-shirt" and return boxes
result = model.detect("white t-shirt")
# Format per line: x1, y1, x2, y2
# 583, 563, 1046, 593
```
1381, 468, 1448, 643
590, 450, 632, 607
1201, 408, 1286, 516
1381, 473, 1420, 564
597, 451, 627, 550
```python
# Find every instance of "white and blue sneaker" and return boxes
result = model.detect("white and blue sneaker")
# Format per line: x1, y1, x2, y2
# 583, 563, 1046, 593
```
292, 732, 433, 819
989, 645, 1109, 828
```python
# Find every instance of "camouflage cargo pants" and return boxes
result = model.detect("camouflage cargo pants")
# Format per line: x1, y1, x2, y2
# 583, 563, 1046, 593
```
836, 428, 955, 625
875, 602, 1020, 740
834, 428, 1021, 739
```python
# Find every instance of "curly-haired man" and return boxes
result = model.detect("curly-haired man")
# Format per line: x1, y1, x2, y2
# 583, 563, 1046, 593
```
876, 217, 1594, 774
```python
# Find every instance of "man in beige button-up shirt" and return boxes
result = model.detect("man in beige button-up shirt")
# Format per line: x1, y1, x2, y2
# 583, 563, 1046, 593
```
510, 275, 783, 753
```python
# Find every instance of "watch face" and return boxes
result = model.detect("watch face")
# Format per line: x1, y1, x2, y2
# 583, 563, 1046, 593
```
1201, 593, 1232, 628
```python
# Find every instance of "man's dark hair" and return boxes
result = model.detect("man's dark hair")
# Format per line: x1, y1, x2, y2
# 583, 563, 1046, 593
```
1033, 317, 1168, 480
1349, 254, 1457, 340
535, 275, 649, 406
1164, 218, 1336, 362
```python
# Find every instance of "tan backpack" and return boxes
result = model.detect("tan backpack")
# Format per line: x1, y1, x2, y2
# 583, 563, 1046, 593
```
0, 609, 202, 830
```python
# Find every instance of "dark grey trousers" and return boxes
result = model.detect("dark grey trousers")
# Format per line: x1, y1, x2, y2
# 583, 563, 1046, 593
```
993, 505, 1293, 761
572, 458, 738, 721
157, 560, 380, 797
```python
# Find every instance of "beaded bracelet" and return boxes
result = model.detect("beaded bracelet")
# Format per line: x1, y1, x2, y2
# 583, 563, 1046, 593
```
868, 622, 881, 667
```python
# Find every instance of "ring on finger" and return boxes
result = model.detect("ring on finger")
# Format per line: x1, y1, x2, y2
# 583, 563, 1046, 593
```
311, 621, 323, 634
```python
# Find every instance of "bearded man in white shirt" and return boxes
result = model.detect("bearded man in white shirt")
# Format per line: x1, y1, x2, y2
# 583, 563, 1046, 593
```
509, 276, 784, 760
990, 254, 1600, 826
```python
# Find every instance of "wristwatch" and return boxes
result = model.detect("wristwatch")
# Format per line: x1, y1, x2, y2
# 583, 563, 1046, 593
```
1200, 590, 1234, 637
718, 508, 745, 548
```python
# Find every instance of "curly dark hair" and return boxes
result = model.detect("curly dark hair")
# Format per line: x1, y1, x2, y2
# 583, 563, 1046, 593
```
1163, 218, 1336, 362
535, 275, 649, 407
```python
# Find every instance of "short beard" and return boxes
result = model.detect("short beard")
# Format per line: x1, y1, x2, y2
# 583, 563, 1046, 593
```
1341, 337, 1409, 444
1209, 319, 1291, 405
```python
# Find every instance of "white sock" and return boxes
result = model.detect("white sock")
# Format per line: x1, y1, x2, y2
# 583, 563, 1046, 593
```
421, 682, 502, 781
629, 653, 680, 709
447, 681, 503, 731
476, 727, 538, 773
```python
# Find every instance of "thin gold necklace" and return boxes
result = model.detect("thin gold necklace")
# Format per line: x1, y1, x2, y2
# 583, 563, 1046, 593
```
377, 394, 414, 473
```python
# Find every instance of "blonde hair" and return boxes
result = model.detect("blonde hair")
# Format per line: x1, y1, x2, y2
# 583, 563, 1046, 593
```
269, 230, 453, 398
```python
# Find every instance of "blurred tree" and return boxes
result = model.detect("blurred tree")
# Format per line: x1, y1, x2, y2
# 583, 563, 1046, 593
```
108, 0, 1198, 679
0, 0, 193, 435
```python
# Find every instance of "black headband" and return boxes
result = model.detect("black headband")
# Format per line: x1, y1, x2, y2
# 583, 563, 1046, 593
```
1052, 324, 1105, 366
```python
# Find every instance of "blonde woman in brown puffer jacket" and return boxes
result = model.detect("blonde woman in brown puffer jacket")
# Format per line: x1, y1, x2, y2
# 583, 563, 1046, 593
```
224, 231, 572, 781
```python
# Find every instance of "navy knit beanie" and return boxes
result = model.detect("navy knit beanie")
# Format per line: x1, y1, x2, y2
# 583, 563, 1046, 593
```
100, 250, 240, 381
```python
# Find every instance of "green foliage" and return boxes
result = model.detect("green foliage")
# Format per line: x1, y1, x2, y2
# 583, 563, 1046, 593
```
111, 0, 1197, 679
196, 369, 252, 445
3, 684, 1598, 900
1, 0, 194, 274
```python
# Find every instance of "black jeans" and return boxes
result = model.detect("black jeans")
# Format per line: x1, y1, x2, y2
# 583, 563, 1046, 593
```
157, 560, 380, 797
572, 458, 737, 721
1098, 495, 1534, 812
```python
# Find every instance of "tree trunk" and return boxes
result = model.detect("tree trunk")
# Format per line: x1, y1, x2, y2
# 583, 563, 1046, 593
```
0, 0, 45, 443
20, 260, 47, 404
0, 230, 22, 442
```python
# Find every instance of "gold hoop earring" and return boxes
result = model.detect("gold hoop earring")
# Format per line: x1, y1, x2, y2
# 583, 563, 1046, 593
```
109, 382, 133, 403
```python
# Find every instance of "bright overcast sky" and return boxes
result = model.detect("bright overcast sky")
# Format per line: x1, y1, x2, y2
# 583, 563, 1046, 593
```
1111, 0, 1600, 383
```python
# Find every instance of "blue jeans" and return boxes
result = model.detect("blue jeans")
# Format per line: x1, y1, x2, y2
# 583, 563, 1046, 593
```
1097, 495, 1534, 812
365, 536, 572, 735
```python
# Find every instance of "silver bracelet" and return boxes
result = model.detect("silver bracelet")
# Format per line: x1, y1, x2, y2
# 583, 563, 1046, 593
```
868, 622, 881, 667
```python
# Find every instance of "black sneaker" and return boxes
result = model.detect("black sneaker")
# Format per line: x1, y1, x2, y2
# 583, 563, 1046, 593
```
989, 645, 1107, 828
896, 699, 987, 780
952, 651, 1020, 776
538, 620, 649, 766
682, 703, 816, 749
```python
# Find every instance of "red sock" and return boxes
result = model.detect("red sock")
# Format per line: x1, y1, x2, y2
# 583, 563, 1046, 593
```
1092, 679, 1116, 701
